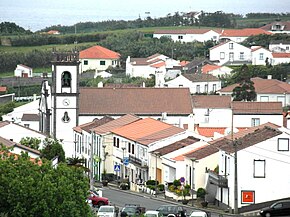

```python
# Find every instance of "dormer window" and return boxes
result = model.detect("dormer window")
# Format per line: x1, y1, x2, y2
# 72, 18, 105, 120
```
61, 71, 71, 88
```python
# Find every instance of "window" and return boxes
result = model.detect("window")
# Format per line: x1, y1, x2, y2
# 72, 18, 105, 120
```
213, 84, 217, 92
260, 96, 269, 102
100, 60, 106, 65
286, 46, 289, 51
213, 36, 217, 40
229, 52, 234, 61
254, 160, 265, 178
204, 84, 208, 93
239, 52, 244, 60
259, 53, 264, 60
251, 118, 260, 127
178, 35, 183, 40
179, 84, 183, 87
24, 124, 29, 128
128, 142, 131, 153
132, 144, 135, 154
62, 111, 70, 123
113, 137, 116, 147
196, 85, 200, 93
61, 71, 71, 88
229, 43, 233, 49
278, 138, 289, 151
117, 138, 120, 148
84, 60, 88, 65
220, 52, 225, 59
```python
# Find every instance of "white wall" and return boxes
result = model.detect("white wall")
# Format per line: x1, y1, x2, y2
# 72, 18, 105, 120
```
193, 108, 232, 127
252, 49, 273, 65
233, 114, 283, 128
80, 58, 119, 72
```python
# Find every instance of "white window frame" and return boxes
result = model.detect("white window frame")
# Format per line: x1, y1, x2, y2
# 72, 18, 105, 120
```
278, 138, 289, 151
251, 118, 260, 127
253, 159, 265, 178
220, 52, 225, 59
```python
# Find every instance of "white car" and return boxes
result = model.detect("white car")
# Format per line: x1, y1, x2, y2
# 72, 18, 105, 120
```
144, 210, 163, 217
97, 205, 118, 217
189, 210, 208, 217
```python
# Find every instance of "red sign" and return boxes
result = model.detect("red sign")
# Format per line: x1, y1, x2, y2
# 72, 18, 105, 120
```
241, 191, 255, 204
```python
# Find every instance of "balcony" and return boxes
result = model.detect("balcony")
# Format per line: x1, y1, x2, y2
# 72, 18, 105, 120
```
129, 155, 142, 166
208, 170, 228, 188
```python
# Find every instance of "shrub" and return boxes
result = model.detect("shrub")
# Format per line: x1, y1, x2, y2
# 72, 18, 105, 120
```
197, 188, 207, 199
158, 184, 165, 191
146, 180, 158, 186
173, 179, 181, 187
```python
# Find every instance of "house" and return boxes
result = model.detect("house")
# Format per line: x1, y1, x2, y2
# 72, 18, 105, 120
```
0, 136, 40, 159
153, 29, 220, 43
260, 21, 290, 34
192, 95, 232, 127
110, 118, 189, 184
14, 64, 33, 77
183, 58, 215, 74
271, 53, 290, 65
218, 76, 290, 106
0, 121, 47, 150
126, 53, 181, 79
47, 30, 60, 35
79, 45, 120, 73
201, 64, 233, 77
209, 41, 252, 66
251, 46, 273, 65
214, 123, 290, 210
219, 28, 271, 43
164, 73, 221, 94
21, 113, 40, 131
269, 40, 290, 53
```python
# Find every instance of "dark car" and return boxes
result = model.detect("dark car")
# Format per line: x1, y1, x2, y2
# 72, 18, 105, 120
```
121, 204, 146, 217
156, 205, 187, 217
260, 200, 290, 217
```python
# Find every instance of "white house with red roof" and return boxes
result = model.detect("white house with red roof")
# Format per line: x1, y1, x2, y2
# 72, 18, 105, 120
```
14, 64, 33, 77
218, 76, 290, 107
201, 64, 232, 77
126, 53, 181, 78
269, 41, 290, 53
79, 45, 120, 73
209, 40, 252, 66
153, 29, 220, 43
251, 46, 273, 65
260, 21, 290, 34
271, 53, 290, 65
219, 28, 272, 43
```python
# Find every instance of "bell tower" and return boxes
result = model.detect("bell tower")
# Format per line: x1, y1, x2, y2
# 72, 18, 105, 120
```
51, 50, 80, 146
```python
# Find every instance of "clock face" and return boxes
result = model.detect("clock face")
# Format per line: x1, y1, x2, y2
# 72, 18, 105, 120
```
63, 98, 70, 106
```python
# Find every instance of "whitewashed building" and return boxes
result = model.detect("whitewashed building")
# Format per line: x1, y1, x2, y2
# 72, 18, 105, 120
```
269, 41, 290, 53
14, 64, 33, 77
251, 46, 273, 65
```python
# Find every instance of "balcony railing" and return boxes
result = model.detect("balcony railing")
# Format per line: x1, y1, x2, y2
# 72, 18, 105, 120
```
129, 155, 142, 166
208, 170, 228, 188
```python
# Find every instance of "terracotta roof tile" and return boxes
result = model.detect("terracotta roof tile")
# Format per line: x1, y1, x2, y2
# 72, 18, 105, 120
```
221, 28, 272, 37
151, 61, 166, 68
154, 29, 213, 35
195, 126, 248, 138
153, 136, 200, 156
219, 77, 290, 94
232, 101, 283, 114
192, 95, 231, 108
112, 118, 185, 146
180, 61, 190, 66
73, 116, 114, 133
185, 122, 281, 159
272, 53, 290, 58
79, 45, 120, 59
0, 87, 7, 92
79, 87, 193, 115
202, 64, 221, 74
183, 73, 219, 82
0, 136, 40, 155
92, 114, 141, 135
176, 144, 208, 160
21, 114, 39, 122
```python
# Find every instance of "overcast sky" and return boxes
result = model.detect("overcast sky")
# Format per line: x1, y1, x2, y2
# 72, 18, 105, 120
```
0, 0, 289, 31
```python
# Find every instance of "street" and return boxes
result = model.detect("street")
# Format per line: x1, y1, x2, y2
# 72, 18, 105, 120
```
102, 186, 244, 217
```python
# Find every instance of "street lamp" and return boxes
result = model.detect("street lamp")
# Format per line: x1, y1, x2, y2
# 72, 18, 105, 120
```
121, 147, 126, 180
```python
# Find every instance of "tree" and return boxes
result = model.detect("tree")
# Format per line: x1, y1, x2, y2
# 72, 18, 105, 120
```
40, 138, 65, 162
0, 147, 93, 217
19, 137, 41, 150
232, 65, 257, 101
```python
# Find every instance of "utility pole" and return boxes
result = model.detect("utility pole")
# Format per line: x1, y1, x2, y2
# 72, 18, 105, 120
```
90, 143, 94, 191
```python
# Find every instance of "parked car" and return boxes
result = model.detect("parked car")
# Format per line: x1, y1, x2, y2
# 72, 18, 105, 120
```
88, 191, 109, 207
121, 204, 146, 217
97, 205, 118, 217
189, 210, 209, 217
260, 200, 290, 217
144, 210, 163, 217
156, 205, 187, 217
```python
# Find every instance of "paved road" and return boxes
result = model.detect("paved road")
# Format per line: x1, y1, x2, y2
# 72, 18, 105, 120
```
102, 186, 244, 217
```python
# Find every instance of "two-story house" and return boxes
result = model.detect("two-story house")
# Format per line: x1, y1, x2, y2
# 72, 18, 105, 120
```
164, 73, 221, 94
269, 40, 290, 53
260, 21, 290, 34
218, 76, 290, 107
79, 45, 120, 73
209, 41, 252, 66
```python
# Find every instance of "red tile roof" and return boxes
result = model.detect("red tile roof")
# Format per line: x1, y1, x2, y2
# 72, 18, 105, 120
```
195, 126, 247, 138
179, 61, 190, 66
0, 87, 7, 92
79, 45, 120, 59
219, 77, 290, 94
79, 87, 193, 115
260, 21, 290, 31
202, 64, 221, 74
174, 145, 208, 161
232, 101, 283, 114
221, 28, 272, 37
272, 53, 290, 58
153, 136, 200, 156
192, 95, 232, 108
185, 122, 281, 159
73, 116, 114, 133
92, 114, 141, 135
183, 73, 220, 82
151, 62, 166, 68
111, 118, 185, 146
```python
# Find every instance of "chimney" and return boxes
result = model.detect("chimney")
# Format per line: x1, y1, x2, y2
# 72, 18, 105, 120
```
161, 112, 167, 121
268, 75, 272, 80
